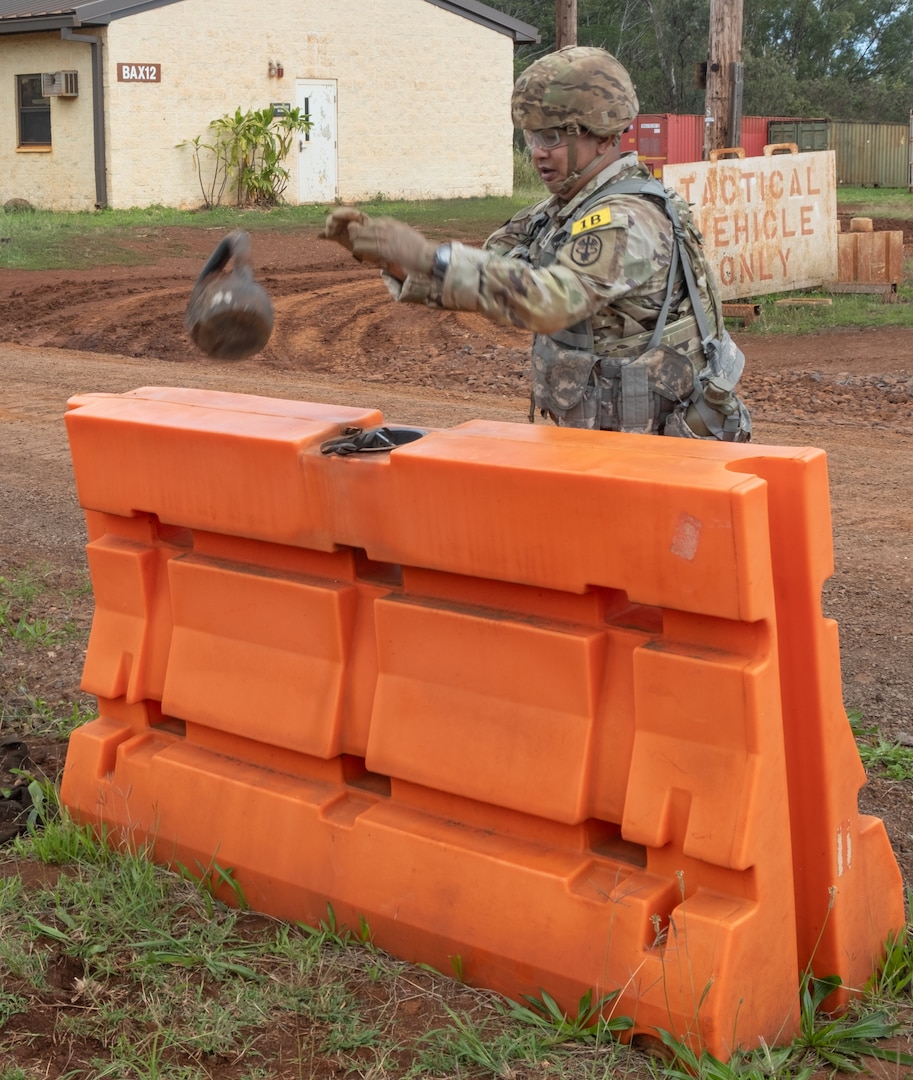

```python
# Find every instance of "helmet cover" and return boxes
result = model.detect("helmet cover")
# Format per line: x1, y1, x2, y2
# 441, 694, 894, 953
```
512, 46, 639, 138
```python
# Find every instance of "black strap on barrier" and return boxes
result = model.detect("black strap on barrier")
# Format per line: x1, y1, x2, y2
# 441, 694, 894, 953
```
320, 425, 429, 456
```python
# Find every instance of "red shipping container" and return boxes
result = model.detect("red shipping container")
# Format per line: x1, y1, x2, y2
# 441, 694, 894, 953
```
622, 115, 803, 177
621, 115, 702, 177
742, 116, 804, 157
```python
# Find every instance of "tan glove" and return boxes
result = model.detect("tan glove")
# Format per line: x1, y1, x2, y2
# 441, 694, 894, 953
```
348, 217, 436, 278
321, 207, 370, 253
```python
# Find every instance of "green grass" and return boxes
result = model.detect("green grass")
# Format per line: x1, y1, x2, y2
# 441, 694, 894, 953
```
0, 203, 326, 270
0, 563, 95, 740
0, 194, 530, 270
3, 803, 645, 1079
733, 281, 913, 333
655, 971, 913, 1079
0, 760, 903, 1080
867, 893, 913, 998
850, 709, 913, 780
0, 563, 84, 651
0, 149, 538, 269
0, 692, 95, 742
834, 186, 913, 217
0, 786, 910, 1079
513, 145, 543, 202
729, 184, 913, 333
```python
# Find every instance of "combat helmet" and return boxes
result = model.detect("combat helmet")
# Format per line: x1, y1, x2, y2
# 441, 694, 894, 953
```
512, 46, 639, 139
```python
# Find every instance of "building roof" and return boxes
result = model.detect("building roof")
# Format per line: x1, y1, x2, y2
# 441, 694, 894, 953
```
0, 0, 539, 40
426, 0, 538, 41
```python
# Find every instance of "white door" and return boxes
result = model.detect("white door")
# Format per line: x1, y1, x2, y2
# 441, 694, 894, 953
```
296, 80, 338, 203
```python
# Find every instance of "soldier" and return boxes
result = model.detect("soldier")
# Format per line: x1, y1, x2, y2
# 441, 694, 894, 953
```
323, 46, 750, 440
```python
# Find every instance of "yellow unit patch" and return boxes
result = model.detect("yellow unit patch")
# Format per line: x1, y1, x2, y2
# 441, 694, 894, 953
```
571, 210, 611, 235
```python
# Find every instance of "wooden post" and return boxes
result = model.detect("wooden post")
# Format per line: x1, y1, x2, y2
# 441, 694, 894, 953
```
908, 108, 913, 192
703, 0, 743, 157
556, 0, 577, 49
728, 61, 744, 150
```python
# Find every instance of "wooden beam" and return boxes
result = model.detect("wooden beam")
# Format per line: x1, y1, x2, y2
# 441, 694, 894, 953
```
722, 302, 761, 327
827, 282, 899, 303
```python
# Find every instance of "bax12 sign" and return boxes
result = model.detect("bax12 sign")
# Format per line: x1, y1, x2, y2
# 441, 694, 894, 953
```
663, 150, 838, 301
117, 63, 161, 82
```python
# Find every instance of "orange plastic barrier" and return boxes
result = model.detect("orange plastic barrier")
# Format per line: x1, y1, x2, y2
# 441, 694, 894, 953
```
61, 386, 904, 1059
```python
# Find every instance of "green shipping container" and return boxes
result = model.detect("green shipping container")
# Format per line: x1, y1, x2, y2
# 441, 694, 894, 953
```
768, 119, 830, 153
768, 119, 909, 187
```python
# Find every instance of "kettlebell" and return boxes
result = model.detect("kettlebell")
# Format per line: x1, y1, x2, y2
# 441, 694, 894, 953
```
185, 229, 274, 360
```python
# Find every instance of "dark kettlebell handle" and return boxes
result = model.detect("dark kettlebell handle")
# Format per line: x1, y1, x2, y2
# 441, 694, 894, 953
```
194, 229, 253, 286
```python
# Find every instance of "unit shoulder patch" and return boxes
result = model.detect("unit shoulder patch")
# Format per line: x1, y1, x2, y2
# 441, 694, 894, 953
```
569, 233, 603, 266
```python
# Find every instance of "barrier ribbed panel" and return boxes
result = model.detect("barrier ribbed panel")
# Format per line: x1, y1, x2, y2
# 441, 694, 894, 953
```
60, 386, 905, 1059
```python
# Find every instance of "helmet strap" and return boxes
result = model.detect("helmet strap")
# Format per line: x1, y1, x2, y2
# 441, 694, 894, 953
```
565, 123, 580, 180
544, 123, 581, 198
547, 132, 624, 200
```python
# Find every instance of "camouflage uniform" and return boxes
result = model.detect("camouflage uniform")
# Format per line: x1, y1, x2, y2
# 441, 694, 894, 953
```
381, 45, 750, 439
386, 152, 750, 438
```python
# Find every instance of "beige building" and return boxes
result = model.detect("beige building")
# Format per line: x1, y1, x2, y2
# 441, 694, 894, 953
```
0, 0, 537, 211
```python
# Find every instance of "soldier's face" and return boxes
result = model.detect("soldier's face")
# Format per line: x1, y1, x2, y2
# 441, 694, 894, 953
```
531, 130, 616, 188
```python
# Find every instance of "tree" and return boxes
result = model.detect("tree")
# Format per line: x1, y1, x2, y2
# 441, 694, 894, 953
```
485, 0, 913, 121
743, 0, 913, 81
491, 0, 707, 109
641, 0, 710, 111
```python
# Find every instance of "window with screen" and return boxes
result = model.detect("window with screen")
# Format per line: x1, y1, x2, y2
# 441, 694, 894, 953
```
17, 74, 51, 147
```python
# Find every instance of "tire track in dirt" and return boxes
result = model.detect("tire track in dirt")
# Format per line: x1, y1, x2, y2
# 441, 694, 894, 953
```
2, 230, 912, 428
0, 263, 533, 395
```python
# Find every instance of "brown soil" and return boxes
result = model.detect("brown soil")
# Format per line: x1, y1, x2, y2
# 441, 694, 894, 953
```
0, 223, 912, 1077
837, 212, 913, 244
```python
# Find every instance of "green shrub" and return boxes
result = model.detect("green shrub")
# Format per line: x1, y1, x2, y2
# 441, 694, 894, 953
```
178, 106, 311, 209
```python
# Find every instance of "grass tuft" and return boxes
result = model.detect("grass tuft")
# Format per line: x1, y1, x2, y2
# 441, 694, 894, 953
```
867, 891, 913, 999
849, 709, 913, 780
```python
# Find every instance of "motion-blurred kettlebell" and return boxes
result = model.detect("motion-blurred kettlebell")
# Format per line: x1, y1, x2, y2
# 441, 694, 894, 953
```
185, 229, 274, 360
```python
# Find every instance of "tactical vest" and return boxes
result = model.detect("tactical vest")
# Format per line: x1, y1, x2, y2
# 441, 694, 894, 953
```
527, 174, 751, 441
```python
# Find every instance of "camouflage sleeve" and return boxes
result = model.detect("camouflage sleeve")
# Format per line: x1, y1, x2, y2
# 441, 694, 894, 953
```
439, 199, 673, 334
483, 198, 550, 257
439, 243, 588, 331
381, 268, 432, 304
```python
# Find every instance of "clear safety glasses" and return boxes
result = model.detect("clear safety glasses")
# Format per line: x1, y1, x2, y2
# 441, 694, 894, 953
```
523, 127, 569, 150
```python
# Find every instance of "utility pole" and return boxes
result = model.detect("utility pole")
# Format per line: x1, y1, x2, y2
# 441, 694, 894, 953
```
703, 0, 744, 157
556, 0, 577, 49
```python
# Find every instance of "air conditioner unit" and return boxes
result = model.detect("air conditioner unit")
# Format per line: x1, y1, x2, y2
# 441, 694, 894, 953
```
41, 71, 79, 97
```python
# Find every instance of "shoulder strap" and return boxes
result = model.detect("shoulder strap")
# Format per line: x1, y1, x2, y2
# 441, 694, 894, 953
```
574, 174, 721, 356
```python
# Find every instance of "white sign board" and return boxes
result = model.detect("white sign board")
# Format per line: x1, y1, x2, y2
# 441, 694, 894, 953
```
662, 151, 838, 300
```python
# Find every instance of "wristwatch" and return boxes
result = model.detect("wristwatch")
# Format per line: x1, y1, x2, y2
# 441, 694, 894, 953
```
431, 243, 452, 285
